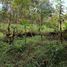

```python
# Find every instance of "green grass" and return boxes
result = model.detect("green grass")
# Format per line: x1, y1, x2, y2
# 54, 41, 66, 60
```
0, 23, 54, 34
0, 32, 4, 38
0, 34, 66, 67
0, 23, 67, 67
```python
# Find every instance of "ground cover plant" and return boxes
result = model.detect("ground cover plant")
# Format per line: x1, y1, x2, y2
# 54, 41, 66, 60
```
0, 0, 67, 67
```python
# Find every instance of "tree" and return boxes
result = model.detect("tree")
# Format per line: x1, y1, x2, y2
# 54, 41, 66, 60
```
38, 0, 54, 39
55, 0, 64, 42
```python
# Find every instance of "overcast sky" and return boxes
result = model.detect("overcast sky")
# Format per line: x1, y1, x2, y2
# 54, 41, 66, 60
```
50, 0, 67, 7
0, 4, 2, 7
62, 0, 67, 7
50, 0, 67, 13
64, 0, 67, 13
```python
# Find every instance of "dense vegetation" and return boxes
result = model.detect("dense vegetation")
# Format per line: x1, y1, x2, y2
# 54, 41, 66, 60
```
0, 0, 67, 67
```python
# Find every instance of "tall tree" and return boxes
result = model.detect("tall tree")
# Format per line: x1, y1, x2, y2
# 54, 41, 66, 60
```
37, 0, 53, 39
55, 0, 64, 42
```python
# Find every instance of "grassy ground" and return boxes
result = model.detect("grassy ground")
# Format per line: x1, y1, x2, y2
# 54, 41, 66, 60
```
0, 35, 67, 67
0, 23, 54, 33
0, 23, 67, 67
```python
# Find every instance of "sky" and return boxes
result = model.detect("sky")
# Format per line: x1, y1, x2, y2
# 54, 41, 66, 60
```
63, 0, 67, 7
0, 4, 2, 7
50, 0, 67, 7
63, 0, 67, 13
0, 4, 2, 10
50, 0, 67, 13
